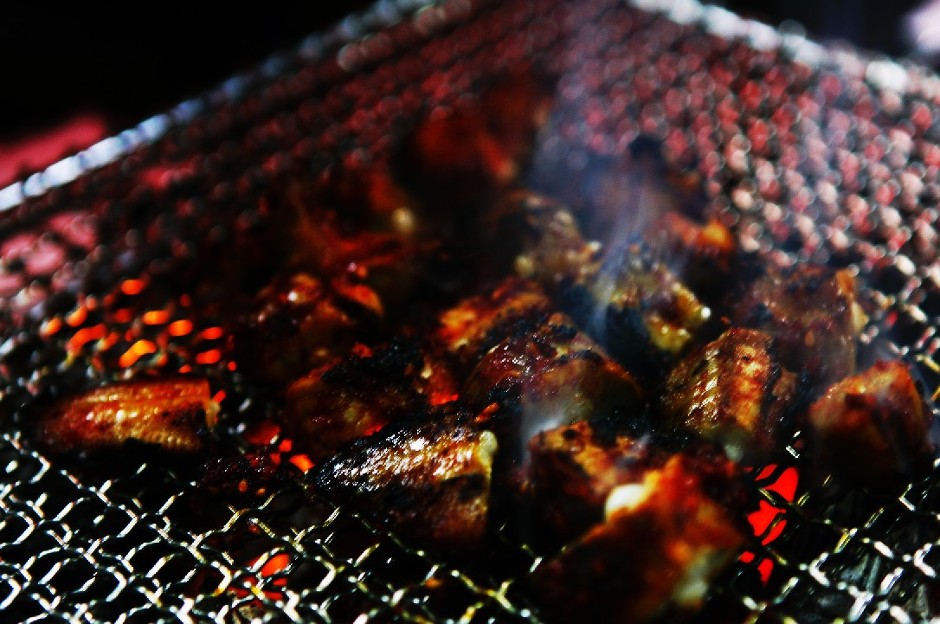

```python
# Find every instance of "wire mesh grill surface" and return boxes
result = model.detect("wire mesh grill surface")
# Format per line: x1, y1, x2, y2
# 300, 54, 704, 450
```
4, 0, 940, 621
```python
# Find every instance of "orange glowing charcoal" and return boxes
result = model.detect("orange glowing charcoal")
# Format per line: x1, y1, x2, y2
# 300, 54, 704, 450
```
111, 309, 135, 324
40, 317, 63, 337
66, 305, 88, 327
245, 421, 281, 446
196, 350, 222, 365
120, 279, 147, 296
118, 340, 158, 368
66, 324, 107, 353
142, 309, 172, 325
289, 454, 315, 473
168, 319, 194, 337
197, 327, 225, 341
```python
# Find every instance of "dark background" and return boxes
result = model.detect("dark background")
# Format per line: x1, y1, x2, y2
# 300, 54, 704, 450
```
0, 1, 928, 146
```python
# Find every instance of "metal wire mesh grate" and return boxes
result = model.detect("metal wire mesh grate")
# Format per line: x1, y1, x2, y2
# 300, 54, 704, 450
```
3, 0, 940, 621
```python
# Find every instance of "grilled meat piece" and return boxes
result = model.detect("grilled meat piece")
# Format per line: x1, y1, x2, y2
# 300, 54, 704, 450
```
463, 313, 644, 466
646, 211, 736, 296
580, 247, 711, 378
314, 408, 498, 551
806, 360, 935, 488
660, 328, 798, 460
524, 420, 746, 546
240, 272, 383, 386
435, 277, 553, 374
485, 190, 601, 288
734, 264, 868, 386
531, 452, 745, 623
37, 378, 218, 453
282, 340, 458, 460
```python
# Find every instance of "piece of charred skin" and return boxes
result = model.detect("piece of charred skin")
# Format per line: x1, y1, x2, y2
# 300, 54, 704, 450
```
530, 453, 746, 624
314, 407, 498, 552
660, 328, 798, 461
200, 448, 286, 499
734, 263, 868, 387
434, 277, 553, 375
282, 340, 458, 460
805, 360, 935, 489
463, 313, 644, 467
484, 190, 601, 288
240, 272, 383, 387
37, 378, 219, 453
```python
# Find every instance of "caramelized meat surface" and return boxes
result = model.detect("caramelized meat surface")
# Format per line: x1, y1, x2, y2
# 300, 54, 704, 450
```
734, 264, 868, 386
241, 272, 382, 386
531, 453, 745, 623
38, 378, 218, 453
463, 313, 644, 464
435, 277, 553, 373
486, 190, 601, 288
660, 328, 797, 460
806, 360, 935, 488
314, 409, 497, 551
283, 340, 457, 460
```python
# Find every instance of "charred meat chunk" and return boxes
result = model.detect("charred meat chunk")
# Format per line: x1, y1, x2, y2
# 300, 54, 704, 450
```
586, 248, 711, 377
485, 190, 601, 288
240, 272, 382, 386
531, 452, 745, 623
646, 211, 736, 297
282, 340, 457, 460
660, 328, 797, 460
806, 360, 935, 488
734, 264, 868, 386
463, 313, 644, 465
435, 277, 553, 374
314, 408, 497, 551
37, 378, 218, 453
523, 420, 667, 545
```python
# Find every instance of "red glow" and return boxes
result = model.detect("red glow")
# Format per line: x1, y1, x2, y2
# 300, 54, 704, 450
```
0, 115, 108, 187
741, 465, 800, 583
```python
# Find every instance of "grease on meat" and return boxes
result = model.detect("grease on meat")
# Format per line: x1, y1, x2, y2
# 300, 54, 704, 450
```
314, 408, 497, 551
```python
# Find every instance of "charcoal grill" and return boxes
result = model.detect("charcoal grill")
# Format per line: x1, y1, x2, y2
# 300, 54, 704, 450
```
3, 0, 940, 621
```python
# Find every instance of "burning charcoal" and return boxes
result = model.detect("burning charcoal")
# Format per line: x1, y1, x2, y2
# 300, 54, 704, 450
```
314, 407, 498, 551
434, 276, 553, 374
590, 247, 712, 376
282, 340, 458, 460
463, 313, 644, 467
484, 190, 601, 288
37, 378, 219, 453
734, 264, 868, 386
660, 328, 798, 461
805, 360, 935, 489
240, 272, 383, 386
530, 453, 745, 623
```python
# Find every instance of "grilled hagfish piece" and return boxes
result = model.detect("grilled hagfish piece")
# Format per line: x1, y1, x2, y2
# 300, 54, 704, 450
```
314, 408, 498, 551
463, 313, 644, 463
734, 264, 868, 386
588, 248, 711, 376
523, 420, 668, 545
282, 340, 458, 460
240, 272, 383, 386
660, 328, 797, 460
806, 360, 935, 488
435, 276, 553, 374
484, 190, 601, 288
37, 378, 219, 453
531, 452, 745, 623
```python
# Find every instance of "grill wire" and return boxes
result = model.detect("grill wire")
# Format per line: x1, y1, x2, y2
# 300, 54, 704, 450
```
3, 0, 940, 621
